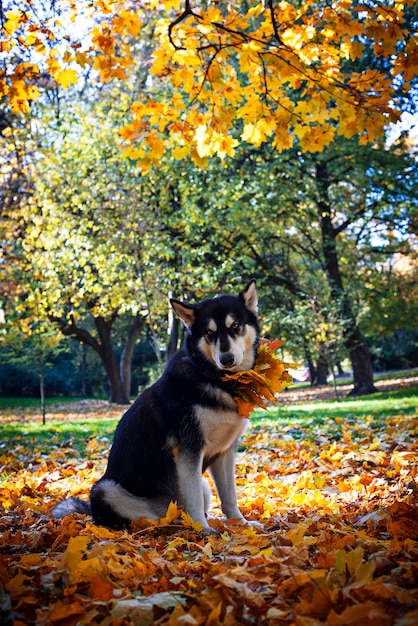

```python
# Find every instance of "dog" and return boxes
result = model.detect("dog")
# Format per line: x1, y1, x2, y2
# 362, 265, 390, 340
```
52, 280, 260, 533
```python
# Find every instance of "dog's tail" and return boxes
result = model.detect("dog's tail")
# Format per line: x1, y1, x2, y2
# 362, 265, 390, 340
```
52, 497, 91, 519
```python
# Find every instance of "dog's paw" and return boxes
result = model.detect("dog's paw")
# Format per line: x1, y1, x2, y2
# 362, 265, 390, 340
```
200, 526, 220, 537
245, 519, 264, 530
226, 517, 264, 531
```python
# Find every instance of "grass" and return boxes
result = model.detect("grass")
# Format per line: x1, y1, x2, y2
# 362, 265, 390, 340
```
0, 421, 117, 468
1, 383, 416, 461
290, 367, 418, 390
0, 396, 98, 410
252, 384, 418, 427
0, 418, 118, 443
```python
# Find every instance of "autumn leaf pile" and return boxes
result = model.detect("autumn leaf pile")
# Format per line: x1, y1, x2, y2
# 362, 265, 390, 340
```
1, 400, 418, 626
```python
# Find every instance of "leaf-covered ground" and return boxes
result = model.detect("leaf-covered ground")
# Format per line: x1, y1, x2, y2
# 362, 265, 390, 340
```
1, 389, 418, 626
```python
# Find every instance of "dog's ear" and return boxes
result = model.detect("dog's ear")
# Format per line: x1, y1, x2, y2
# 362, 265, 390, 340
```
241, 279, 258, 315
170, 299, 196, 329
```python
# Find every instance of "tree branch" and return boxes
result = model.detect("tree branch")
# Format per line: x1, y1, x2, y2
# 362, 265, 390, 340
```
267, 0, 285, 47
50, 314, 102, 354
168, 0, 201, 50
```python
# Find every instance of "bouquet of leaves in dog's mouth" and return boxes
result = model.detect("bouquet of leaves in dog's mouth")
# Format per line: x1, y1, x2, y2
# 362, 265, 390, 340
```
223, 339, 297, 418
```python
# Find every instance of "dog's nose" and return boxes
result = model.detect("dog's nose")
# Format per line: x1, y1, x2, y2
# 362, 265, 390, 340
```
220, 353, 235, 368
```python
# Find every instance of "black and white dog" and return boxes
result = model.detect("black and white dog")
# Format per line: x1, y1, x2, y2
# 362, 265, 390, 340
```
52, 280, 260, 532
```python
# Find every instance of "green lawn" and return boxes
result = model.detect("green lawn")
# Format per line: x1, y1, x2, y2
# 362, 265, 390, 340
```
0, 396, 96, 410
1, 384, 416, 462
253, 384, 418, 426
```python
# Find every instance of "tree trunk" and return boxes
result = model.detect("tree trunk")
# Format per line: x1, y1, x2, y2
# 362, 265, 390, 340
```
302, 338, 315, 386
54, 312, 132, 404
336, 361, 345, 376
345, 325, 377, 396
315, 161, 377, 396
94, 317, 130, 404
120, 316, 144, 400
81, 343, 88, 397
314, 354, 328, 386
101, 349, 130, 404
40, 368, 46, 425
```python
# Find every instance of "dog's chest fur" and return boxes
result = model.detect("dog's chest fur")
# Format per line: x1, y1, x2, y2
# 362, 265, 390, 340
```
195, 384, 247, 461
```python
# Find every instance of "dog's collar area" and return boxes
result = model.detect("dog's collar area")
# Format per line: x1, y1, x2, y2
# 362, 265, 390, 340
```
203, 367, 227, 380
202, 367, 240, 396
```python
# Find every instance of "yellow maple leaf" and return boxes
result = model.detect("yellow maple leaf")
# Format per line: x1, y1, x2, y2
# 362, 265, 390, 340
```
180, 510, 203, 532
171, 144, 190, 159
160, 501, 181, 525
4, 9, 27, 36
0, 78, 9, 97
241, 122, 265, 147
54, 68, 78, 88
212, 132, 239, 159
61, 535, 89, 570
112, 10, 142, 36
161, 0, 184, 10
294, 124, 336, 152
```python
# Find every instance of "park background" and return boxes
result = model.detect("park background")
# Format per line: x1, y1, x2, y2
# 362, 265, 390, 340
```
1, 1, 418, 625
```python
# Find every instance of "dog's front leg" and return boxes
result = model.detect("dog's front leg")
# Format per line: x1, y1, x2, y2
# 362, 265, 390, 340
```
176, 453, 211, 531
209, 444, 243, 520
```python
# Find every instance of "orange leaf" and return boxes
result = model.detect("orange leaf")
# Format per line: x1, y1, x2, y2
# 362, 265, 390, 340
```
5, 573, 31, 599
388, 502, 418, 539
89, 576, 114, 601
61, 535, 89, 570
223, 338, 295, 417
160, 501, 181, 525
327, 600, 388, 625
49, 600, 85, 621
260, 337, 282, 351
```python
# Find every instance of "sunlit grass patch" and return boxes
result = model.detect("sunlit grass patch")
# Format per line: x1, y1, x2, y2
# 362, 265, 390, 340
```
252, 384, 418, 428
0, 396, 91, 410
0, 420, 117, 480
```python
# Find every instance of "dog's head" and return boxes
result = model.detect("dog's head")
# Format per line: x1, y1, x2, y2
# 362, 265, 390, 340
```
170, 280, 260, 373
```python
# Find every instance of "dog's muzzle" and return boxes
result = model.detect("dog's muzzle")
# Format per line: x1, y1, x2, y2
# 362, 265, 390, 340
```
219, 352, 236, 368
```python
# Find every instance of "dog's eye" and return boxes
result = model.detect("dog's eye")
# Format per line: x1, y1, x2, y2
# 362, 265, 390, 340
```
230, 321, 240, 330
206, 329, 215, 336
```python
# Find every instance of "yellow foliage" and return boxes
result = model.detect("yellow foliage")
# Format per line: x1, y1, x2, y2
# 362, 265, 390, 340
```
53, 67, 78, 88
1, 0, 417, 160
112, 10, 142, 37
91, 24, 115, 55
223, 339, 297, 418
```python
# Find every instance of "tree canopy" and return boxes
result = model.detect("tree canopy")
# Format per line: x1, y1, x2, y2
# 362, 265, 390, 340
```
1, 0, 417, 401
1, 0, 417, 165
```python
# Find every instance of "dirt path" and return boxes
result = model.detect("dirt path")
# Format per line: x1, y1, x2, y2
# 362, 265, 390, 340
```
280, 374, 418, 405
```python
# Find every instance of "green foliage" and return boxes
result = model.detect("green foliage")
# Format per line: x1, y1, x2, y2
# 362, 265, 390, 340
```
1, 40, 417, 396
370, 329, 418, 371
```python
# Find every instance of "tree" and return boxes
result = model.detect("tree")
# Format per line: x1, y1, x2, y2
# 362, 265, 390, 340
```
313, 156, 377, 395
160, 136, 417, 394
4, 87, 253, 403
2, 1, 417, 399
3, 96, 156, 404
